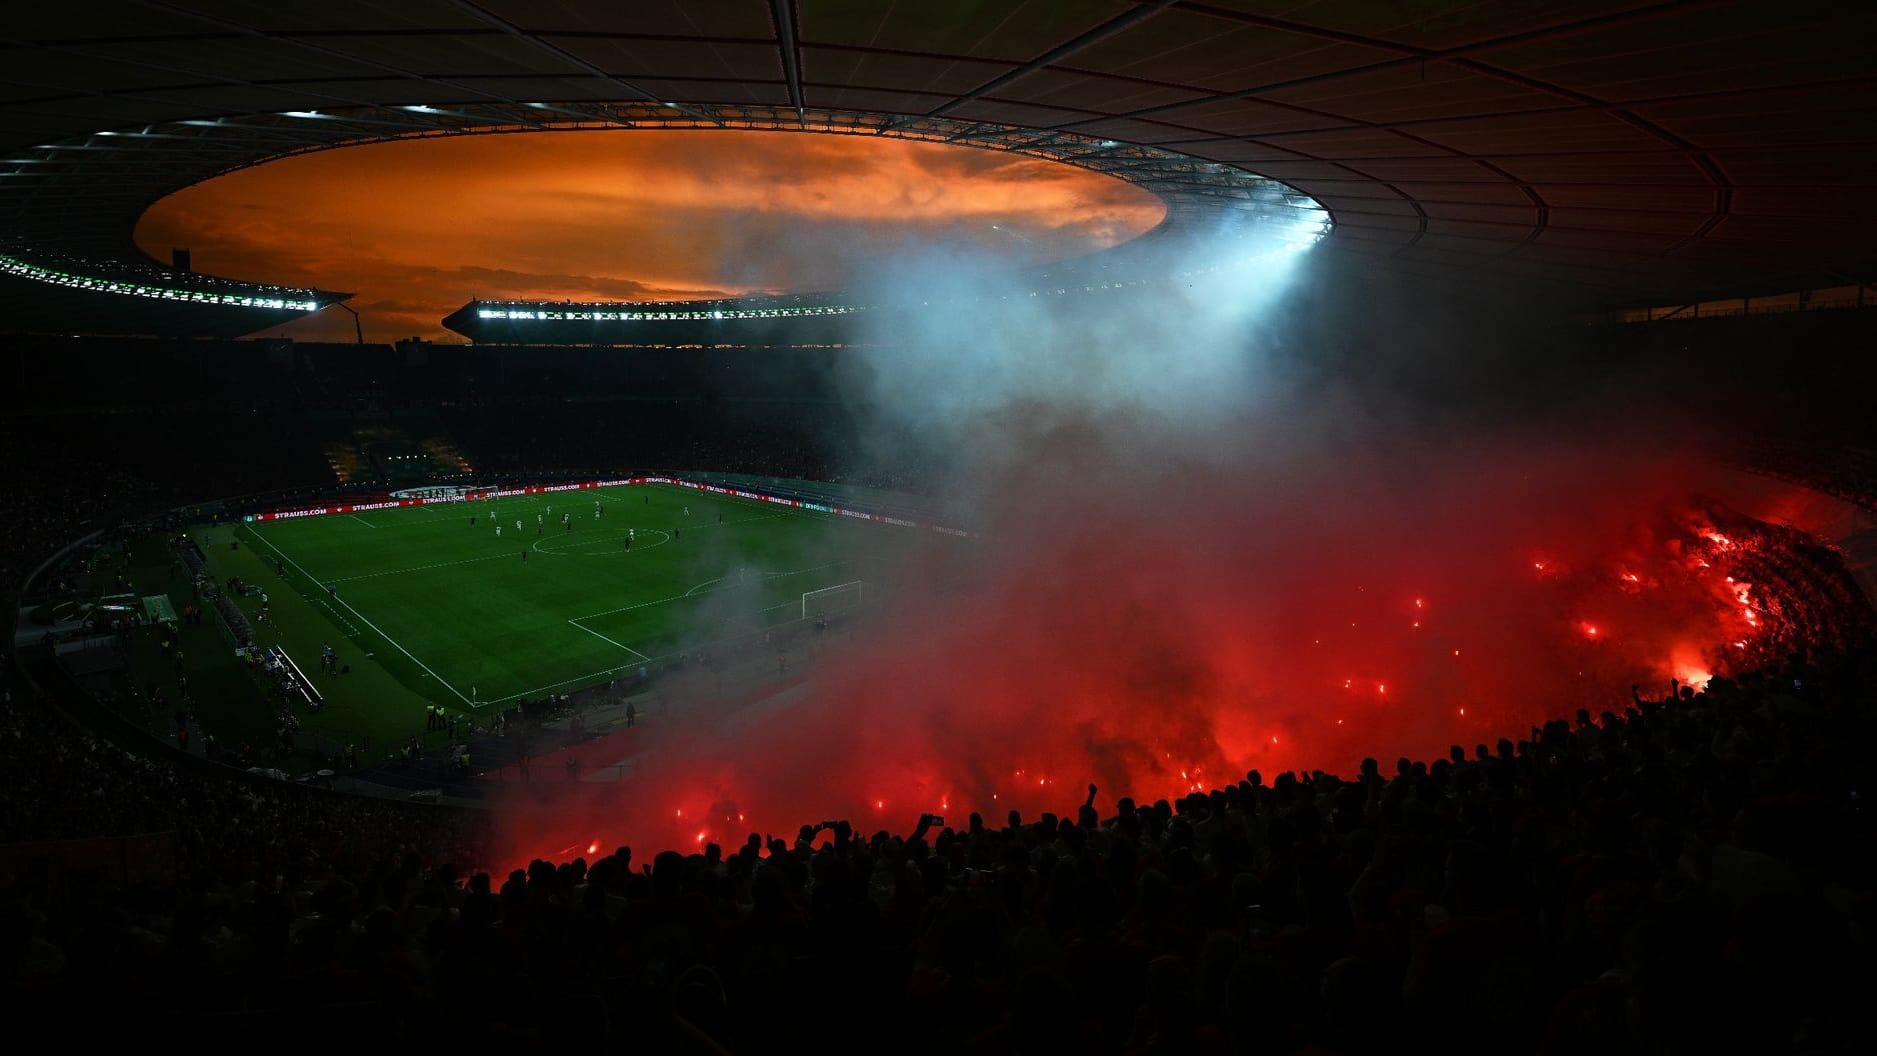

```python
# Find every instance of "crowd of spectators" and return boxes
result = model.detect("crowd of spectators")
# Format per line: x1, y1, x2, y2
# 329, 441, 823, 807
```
0, 410, 332, 603
1716, 514, 1874, 658
0, 658, 482, 857
0, 439, 164, 594
5, 624, 1871, 1050
1735, 436, 1877, 515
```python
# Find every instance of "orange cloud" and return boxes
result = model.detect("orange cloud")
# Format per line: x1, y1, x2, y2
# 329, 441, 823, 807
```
134, 130, 1165, 342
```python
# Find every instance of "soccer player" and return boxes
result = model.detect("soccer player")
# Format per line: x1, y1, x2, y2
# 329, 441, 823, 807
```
537, 513, 543, 526
521, 549, 527, 563
684, 506, 690, 516
469, 514, 476, 527
515, 519, 522, 533
496, 525, 502, 538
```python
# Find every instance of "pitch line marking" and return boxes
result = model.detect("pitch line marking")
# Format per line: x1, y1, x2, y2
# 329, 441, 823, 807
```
570, 560, 858, 622
332, 509, 798, 587
491, 593, 826, 705
531, 526, 671, 557
350, 514, 378, 529
568, 619, 652, 662
244, 526, 474, 707
332, 551, 514, 582
569, 588, 715, 624
313, 498, 777, 536
314, 597, 362, 637
254, 487, 858, 708
322, 486, 642, 528
483, 657, 668, 706
683, 562, 817, 596
487, 590, 850, 706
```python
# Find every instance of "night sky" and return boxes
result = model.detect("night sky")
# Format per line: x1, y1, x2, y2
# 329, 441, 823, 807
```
134, 129, 1165, 343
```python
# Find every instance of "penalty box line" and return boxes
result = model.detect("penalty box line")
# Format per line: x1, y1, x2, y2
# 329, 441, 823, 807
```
482, 655, 668, 707
494, 594, 827, 707
244, 526, 477, 708
568, 559, 859, 622
567, 617, 652, 662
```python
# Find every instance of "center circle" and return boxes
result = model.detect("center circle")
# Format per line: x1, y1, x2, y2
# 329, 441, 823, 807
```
531, 526, 672, 557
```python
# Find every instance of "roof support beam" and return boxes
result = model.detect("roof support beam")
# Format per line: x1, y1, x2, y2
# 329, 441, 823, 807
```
444, 0, 725, 126
929, 0, 1178, 119
769, 0, 805, 121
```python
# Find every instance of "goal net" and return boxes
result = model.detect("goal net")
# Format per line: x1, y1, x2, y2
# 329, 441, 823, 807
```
802, 581, 864, 621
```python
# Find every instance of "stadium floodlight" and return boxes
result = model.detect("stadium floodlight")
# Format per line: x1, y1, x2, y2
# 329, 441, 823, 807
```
802, 581, 864, 621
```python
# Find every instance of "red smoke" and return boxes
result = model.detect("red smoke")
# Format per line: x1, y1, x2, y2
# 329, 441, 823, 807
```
479, 428, 1831, 869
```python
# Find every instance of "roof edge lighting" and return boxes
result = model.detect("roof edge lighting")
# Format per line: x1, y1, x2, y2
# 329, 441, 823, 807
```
0, 253, 327, 311
472, 304, 866, 322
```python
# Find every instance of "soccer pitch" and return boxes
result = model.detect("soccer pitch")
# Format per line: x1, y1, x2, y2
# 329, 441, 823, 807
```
194, 483, 906, 732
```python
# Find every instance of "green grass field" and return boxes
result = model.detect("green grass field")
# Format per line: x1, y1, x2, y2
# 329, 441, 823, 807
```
186, 483, 911, 750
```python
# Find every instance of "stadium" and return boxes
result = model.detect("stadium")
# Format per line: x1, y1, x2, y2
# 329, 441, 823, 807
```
4, 2, 1877, 1050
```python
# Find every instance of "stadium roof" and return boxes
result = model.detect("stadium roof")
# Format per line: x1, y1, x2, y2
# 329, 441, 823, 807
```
2, 0, 1874, 326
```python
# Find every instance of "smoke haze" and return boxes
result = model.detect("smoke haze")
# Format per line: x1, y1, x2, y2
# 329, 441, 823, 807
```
481, 240, 1786, 866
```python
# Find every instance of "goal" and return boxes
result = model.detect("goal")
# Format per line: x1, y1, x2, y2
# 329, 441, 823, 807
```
802, 581, 864, 621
